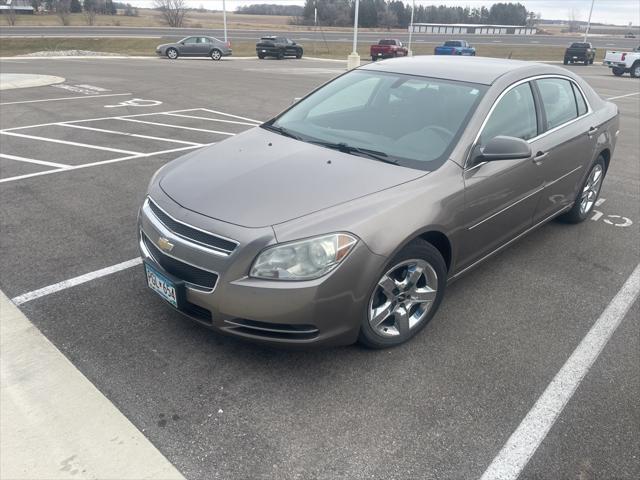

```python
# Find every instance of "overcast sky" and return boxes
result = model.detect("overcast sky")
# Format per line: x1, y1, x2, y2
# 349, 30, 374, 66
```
130, 1, 639, 26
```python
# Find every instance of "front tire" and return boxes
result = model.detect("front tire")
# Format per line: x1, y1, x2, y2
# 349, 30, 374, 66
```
358, 240, 447, 349
166, 48, 179, 60
559, 156, 606, 223
210, 49, 222, 61
295, 49, 303, 59
631, 62, 640, 78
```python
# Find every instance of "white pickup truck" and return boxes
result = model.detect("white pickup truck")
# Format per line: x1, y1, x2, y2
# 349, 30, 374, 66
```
603, 46, 640, 77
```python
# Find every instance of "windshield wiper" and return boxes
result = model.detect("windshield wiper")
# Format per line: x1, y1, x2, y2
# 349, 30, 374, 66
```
310, 141, 398, 165
262, 123, 302, 141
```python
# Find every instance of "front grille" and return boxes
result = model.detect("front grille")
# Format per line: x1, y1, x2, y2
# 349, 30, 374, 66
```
148, 199, 237, 255
143, 234, 218, 290
224, 319, 319, 340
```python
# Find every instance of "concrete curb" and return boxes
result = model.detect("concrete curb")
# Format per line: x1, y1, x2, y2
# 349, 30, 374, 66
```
0, 73, 65, 90
0, 291, 185, 480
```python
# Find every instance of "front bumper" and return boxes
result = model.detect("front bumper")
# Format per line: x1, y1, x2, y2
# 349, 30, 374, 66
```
138, 195, 386, 347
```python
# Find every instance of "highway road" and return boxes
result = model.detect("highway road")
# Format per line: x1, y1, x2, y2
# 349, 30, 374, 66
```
1, 25, 639, 49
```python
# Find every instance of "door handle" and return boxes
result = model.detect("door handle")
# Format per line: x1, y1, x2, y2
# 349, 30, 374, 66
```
587, 126, 598, 138
533, 151, 548, 164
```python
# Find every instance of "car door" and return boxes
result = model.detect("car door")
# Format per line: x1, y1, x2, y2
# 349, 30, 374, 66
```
458, 81, 545, 269
180, 37, 199, 55
196, 37, 213, 56
530, 77, 598, 222
285, 38, 297, 56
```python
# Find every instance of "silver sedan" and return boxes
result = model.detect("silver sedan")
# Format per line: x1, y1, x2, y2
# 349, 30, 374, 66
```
156, 36, 232, 61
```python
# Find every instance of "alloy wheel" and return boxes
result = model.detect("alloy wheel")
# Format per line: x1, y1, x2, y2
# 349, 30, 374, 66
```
580, 163, 603, 215
211, 50, 222, 61
368, 259, 438, 338
167, 49, 178, 59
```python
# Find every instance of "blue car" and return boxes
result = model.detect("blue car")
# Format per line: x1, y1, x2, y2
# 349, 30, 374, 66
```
434, 40, 476, 56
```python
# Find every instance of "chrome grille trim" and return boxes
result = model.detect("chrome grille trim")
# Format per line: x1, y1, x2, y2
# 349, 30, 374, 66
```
144, 197, 238, 256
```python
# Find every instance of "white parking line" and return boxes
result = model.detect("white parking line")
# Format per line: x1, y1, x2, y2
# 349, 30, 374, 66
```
116, 117, 236, 135
161, 113, 258, 127
607, 92, 640, 101
480, 263, 640, 480
0, 92, 131, 106
0, 153, 70, 169
60, 123, 203, 146
0, 131, 142, 155
0, 144, 209, 184
199, 108, 263, 124
11, 258, 143, 306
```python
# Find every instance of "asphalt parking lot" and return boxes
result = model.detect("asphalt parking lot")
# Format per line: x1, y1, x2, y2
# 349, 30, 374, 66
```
0, 57, 638, 480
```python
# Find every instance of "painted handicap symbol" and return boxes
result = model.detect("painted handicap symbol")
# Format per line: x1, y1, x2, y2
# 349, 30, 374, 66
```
105, 98, 163, 108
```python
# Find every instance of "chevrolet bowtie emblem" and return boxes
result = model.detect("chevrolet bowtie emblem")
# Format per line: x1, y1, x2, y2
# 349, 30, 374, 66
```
157, 237, 175, 253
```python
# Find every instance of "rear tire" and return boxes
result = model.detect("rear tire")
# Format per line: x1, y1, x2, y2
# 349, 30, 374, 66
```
563, 58, 569, 65
257, 53, 265, 59
358, 240, 447, 349
166, 48, 178, 60
558, 156, 606, 224
612, 67, 625, 76
210, 49, 222, 61
371, 56, 377, 62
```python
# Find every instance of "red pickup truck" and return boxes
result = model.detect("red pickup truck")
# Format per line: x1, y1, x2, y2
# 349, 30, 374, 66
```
370, 39, 408, 61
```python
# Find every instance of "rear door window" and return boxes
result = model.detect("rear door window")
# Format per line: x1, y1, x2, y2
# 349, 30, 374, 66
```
481, 82, 538, 143
536, 78, 579, 130
572, 83, 588, 116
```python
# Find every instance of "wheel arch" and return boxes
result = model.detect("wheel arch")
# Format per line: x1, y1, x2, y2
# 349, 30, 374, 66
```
418, 231, 452, 272
598, 147, 611, 173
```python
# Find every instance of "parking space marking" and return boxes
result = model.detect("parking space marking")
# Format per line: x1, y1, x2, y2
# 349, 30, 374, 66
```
0, 144, 209, 184
0, 92, 131, 106
11, 258, 142, 306
607, 92, 640, 101
480, 263, 640, 480
115, 117, 236, 136
0, 153, 70, 169
61, 123, 203, 146
199, 108, 263, 124
162, 113, 258, 127
0, 131, 142, 156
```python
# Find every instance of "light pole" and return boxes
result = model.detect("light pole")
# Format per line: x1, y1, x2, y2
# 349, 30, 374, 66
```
407, 0, 415, 56
347, 0, 360, 69
222, 0, 228, 44
584, 0, 595, 42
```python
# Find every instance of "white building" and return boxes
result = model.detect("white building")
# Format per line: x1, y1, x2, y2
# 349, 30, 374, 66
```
410, 23, 536, 35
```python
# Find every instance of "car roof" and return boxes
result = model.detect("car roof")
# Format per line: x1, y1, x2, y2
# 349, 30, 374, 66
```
360, 56, 555, 85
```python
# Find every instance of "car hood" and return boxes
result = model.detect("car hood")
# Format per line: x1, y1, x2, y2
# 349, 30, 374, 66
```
157, 43, 175, 49
159, 127, 427, 228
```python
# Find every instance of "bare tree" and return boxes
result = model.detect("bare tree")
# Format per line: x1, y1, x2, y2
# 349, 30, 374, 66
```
5, 4, 17, 26
83, 0, 97, 25
568, 8, 581, 33
153, 0, 187, 28
55, 0, 72, 26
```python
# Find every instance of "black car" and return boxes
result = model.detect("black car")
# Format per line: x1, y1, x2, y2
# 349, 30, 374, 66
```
256, 36, 303, 60
564, 42, 596, 65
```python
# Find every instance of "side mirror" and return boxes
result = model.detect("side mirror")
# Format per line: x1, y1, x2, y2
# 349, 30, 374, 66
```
474, 136, 532, 163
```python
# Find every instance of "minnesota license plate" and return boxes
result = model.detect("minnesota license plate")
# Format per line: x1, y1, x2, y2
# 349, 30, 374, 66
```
145, 263, 178, 307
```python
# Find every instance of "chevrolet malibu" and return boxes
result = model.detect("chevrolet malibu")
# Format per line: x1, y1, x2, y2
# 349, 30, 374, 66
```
139, 56, 618, 348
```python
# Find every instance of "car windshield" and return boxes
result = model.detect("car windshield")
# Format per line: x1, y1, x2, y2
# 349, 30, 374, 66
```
267, 70, 486, 170
570, 43, 589, 48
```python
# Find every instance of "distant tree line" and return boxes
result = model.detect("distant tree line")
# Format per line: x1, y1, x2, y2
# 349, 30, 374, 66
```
236, 3, 304, 16
29, 0, 137, 15
296, 1, 529, 28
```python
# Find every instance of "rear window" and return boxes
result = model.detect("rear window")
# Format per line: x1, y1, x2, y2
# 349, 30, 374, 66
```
379, 40, 396, 45
570, 43, 589, 48
537, 78, 579, 130
444, 41, 462, 47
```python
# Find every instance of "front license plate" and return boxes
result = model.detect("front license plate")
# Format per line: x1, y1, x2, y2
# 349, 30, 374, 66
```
145, 263, 178, 307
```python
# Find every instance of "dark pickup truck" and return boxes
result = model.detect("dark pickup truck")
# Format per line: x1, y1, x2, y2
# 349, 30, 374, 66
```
564, 42, 596, 65
370, 39, 408, 61
256, 36, 303, 60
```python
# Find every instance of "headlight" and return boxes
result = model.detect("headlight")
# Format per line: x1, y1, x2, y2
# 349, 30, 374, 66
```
250, 233, 358, 280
